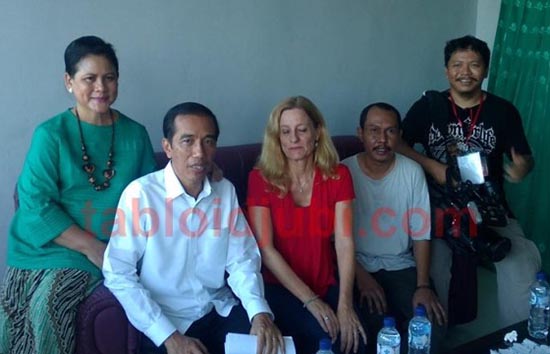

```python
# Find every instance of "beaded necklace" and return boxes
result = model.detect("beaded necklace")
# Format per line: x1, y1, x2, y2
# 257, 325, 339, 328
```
74, 108, 115, 191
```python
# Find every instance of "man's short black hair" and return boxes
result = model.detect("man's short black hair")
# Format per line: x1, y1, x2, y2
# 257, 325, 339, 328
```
359, 102, 402, 130
162, 102, 220, 142
444, 35, 491, 68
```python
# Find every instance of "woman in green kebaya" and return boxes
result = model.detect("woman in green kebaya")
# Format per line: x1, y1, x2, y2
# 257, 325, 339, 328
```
0, 35, 157, 354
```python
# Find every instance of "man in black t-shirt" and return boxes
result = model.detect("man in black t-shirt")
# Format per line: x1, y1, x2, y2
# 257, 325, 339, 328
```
398, 35, 541, 327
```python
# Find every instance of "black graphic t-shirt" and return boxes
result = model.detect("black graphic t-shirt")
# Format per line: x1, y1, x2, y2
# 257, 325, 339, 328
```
402, 90, 532, 192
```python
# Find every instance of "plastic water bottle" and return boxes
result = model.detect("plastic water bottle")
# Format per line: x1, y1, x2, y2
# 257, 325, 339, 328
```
528, 271, 550, 339
315, 337, 334, 354
377, 316, 400, 354
408, 304, 431, 354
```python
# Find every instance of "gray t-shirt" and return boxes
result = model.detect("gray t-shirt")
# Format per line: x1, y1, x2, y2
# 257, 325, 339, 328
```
342, 153, 430, 272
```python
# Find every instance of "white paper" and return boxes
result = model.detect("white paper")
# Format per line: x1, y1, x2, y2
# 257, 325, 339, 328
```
457, 152, 485, 184
491, 337, 550, 354
225, 333, 296, 354
504, 330, 518, 343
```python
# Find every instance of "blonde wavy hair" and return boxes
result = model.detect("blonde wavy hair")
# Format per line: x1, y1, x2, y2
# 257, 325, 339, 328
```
257, 96, 339, 195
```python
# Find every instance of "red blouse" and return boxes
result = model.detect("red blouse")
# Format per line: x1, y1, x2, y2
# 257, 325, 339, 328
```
247, 164, 355, 297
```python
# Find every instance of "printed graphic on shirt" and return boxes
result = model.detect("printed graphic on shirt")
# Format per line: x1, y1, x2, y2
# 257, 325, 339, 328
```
427, 119, 496, 163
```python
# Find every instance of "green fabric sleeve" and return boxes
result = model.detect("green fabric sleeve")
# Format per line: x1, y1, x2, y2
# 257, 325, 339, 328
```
16, 124, 75, 248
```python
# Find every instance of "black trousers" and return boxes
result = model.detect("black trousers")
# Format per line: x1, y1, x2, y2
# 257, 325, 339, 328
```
265, 283, 367, 354
141, 304, 250, 354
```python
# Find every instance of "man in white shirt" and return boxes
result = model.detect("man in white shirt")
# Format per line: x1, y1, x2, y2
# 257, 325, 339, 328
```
103, 102, 282, 354
342, 103, 446, 353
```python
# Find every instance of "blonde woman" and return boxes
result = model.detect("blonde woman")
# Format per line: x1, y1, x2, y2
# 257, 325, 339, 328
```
247, 96, 366, 354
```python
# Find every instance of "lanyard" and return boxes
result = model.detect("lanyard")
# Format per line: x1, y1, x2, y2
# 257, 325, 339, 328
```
449, 94, 484, 145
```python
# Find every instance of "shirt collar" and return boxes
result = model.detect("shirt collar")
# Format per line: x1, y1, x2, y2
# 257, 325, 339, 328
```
164, 161, 213, 201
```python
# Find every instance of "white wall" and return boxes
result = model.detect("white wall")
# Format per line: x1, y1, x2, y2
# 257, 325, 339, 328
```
477, 0, 503, 88
0, 0, 488, 276
477, 0, 502, 50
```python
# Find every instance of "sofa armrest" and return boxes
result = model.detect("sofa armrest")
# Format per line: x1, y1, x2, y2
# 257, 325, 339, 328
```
76, 284, 142, 354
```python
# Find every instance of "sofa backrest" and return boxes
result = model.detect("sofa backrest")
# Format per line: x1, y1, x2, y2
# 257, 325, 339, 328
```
156, 135, 363, 206
155, 142, 262, 207
13, 135, 363, 210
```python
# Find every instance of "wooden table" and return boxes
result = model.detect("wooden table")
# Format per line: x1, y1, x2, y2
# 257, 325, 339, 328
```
446, 320, 549, 353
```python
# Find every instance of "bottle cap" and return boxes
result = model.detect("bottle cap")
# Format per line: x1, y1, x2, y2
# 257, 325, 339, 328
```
319, 338, 332, 350
383, 316, 396, 327
536, 271, 547, 281
414, 304, 427, 316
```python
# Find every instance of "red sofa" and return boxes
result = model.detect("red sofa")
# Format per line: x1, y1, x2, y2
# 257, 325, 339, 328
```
12, 134, 475, 353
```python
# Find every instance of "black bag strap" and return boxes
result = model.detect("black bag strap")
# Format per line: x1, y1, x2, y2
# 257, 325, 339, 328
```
421, 90, 462, 188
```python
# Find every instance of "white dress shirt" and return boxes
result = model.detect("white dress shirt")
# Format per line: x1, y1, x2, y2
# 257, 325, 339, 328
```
103, 162, 272, 346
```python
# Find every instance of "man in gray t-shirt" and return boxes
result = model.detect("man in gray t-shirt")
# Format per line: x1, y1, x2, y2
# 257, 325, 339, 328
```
342, 102, 446, 353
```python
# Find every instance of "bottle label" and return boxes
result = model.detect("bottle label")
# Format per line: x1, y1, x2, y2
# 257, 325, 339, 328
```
377, 344, 399, 354
410, 334, 429, 347
530, 292, 550, 306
